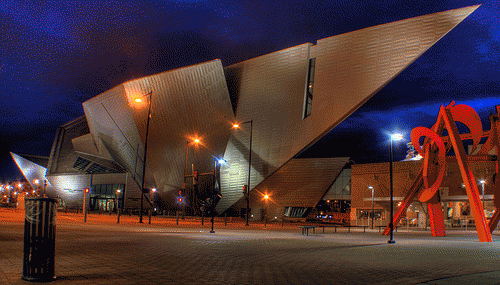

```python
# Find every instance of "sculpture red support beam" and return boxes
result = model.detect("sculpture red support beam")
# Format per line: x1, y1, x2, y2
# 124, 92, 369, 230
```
382, 102, 497, 242
440, 107, 490, 241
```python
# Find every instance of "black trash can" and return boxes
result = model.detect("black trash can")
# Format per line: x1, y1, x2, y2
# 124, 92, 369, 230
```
22, 197, 57, 282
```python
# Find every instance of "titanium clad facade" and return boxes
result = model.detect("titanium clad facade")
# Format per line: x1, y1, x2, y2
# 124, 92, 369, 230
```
123, 59, 234, 193
83, 84, 144, 184
46, 116, 91, 175
83, 59, 234, 198
10, 152, 54, 195
217, 5, 478, 214
245, 157, 348, 219
307, 5, 480, 147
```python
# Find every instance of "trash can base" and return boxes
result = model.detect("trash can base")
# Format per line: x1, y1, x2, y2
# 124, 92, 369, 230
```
22, 275, 57, 282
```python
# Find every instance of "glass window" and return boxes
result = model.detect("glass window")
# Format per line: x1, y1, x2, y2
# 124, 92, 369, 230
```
303, 58, 316, 119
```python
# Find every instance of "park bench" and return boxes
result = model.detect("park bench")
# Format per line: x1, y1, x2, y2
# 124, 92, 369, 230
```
298, 225, 317, 236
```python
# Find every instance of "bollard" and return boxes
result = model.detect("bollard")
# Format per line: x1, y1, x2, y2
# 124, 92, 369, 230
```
264, 215, 267, 228
210, 214, 215, 233
22, 198, 57, 282
176, 211, 179, 225
202, 213, 204, 226
224, 213, 227, 227
148, 209, 152, 224
117, 208, 121, 224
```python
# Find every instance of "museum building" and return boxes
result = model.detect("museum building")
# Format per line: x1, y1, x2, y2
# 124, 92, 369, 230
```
11, 6, 479, 219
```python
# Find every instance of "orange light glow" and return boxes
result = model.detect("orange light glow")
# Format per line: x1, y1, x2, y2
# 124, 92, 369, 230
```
134, 98, 143, 103
233, 124, 239, 128
264, 195, 269, 199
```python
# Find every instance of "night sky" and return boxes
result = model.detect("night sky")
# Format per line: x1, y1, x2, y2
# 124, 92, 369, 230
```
1, 1, 499, 181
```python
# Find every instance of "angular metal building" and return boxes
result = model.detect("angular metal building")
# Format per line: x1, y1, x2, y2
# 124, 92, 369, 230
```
13, 6, 479, 217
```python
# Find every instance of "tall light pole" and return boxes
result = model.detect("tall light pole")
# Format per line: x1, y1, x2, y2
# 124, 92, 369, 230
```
480, 180, 486, 213
389, 133, 403, 244
184, 138, 200, 215
369, 186, 374, 229
233, 120, 253, 226
136, 91, 153, 223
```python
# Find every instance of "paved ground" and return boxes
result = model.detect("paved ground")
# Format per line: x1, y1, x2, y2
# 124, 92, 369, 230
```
1, 208, 500, 284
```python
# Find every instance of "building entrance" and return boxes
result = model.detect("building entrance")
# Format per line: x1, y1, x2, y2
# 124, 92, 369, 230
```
90, 197, 116, 212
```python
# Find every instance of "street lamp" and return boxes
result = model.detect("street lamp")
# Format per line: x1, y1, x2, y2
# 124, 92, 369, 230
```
263, 194, 269, 227
209, 157, 224, 233
184, 137, 201, 215
137, 91, 153, 223
480, 180, 486, 212
233, 120, 253, 226
369, 186, 374, 229
33, 179, 40, 197
151, 188, 157, 212
388, 133, 403, 244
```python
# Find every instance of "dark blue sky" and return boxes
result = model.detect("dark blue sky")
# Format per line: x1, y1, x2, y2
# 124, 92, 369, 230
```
1, 0, 499, 181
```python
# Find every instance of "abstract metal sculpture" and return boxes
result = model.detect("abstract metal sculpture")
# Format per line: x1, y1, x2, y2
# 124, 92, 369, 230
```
383, 102, 500, 242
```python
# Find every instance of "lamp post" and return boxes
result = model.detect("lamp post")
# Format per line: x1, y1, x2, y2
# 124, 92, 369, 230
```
209, 158, 224, 233
33, 179, 40, 197
137, 91, 153, 224
480, 180, 486, 213
369, 186, 374, 229
184, 138, 201, 215
388, 133, 403, 244
263, 194, 269, 227
116, 189, 121, 224
233, 120, 253, 226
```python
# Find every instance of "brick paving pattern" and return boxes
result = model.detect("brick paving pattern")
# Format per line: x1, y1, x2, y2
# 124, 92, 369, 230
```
1, 209, 500, 284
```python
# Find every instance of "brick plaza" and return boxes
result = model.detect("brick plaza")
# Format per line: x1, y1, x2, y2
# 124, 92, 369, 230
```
1, 208, 500, 284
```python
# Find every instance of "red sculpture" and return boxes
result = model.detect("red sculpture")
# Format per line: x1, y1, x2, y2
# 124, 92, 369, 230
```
383, 102, 500, 242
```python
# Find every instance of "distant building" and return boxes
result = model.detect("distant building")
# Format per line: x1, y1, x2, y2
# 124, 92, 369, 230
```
351, 152, 495, 228
12, 6, 478, 218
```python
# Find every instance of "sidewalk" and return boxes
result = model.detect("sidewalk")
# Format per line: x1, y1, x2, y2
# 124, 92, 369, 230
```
1, 209, 500, 284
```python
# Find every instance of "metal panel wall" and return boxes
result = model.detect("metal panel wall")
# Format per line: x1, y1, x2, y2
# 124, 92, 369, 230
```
11, 152, 51, 194
83, 84, 144, 184
83, 60, 234, 202
46, 116, 90, 175
307, 5, 480, 148
218, 5, 478, 214
248, 157, 348, 219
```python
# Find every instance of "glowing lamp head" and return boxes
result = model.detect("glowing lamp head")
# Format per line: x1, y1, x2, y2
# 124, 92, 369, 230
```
368, 186, 373, 189
194, 139, 200, 144
480, 180, 486, 184
134, 98, 143, 103
390, 134, 403, 141
233, 124, 240, 128
152, 188, 157, 192
116, 189, 121, 193
264, 195, 269, 199
33, 179, 40, 185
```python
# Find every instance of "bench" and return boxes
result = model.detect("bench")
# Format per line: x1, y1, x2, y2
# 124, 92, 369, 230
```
318, 225, 370, 233
299, 225, 370, 235
298, 225, 317, 236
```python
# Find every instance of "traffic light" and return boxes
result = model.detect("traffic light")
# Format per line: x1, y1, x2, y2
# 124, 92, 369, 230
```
178, 197, 183, 203
193, 171, 198, 186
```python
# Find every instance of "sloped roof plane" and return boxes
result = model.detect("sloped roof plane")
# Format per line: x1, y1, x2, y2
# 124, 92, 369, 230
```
83, 59, 235, 192
218, 5, 479, 213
